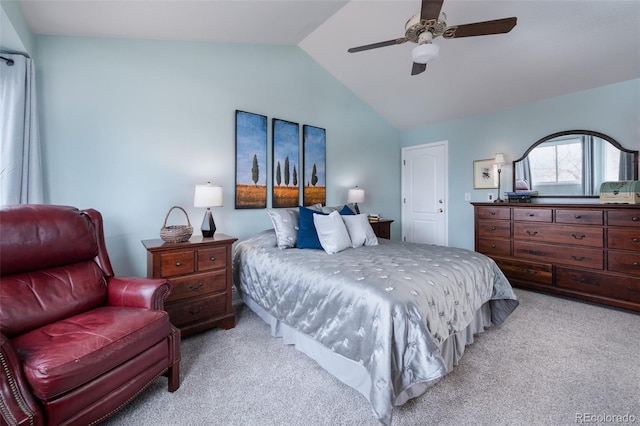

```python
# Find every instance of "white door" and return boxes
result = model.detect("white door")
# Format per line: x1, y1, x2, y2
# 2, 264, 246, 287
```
401, 141, 448, 245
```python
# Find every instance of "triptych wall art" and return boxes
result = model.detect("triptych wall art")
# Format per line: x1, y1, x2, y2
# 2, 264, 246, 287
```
235, 110, 326, 209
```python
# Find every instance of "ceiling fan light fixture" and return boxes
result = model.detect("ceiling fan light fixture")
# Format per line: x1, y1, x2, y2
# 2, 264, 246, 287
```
412, 43, 439, 64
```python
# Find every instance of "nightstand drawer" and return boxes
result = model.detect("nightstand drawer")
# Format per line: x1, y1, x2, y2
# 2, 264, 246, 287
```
160, 250, 195, 277
166, 293, 227, 328
167, 270, 227, 302
197, 247, 227, 271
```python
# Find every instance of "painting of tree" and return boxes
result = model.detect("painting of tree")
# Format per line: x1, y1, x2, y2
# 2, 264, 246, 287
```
303, 125, 326, 206
235, 110, 267, 208
272, 119, 300, 208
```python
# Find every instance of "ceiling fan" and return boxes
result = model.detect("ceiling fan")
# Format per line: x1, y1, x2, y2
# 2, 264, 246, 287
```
347, 0, 517, 76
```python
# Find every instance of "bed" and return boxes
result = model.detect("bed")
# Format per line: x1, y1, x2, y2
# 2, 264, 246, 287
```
233, 210, 518, 425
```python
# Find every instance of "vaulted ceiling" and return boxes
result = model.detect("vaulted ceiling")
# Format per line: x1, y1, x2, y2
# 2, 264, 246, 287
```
17, 0, 640, 130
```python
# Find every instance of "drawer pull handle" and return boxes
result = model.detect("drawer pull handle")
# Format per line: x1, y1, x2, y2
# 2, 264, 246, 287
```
574, 215, 582, 219
634, 262, 640, 268
571, 233, 586, 240
189, 282, 204, 291
491, 211, 496, 216
189, 307, 203, 315
526, 230, 538, 236
490, 226, 496, 230
628, 287, 640, 294
528, 213, 535, 217
571, 255, 586, 261
570, 275, 597, 286
633, 216, 639, 222
175, 262, 182, 267
210, 256, 217, 261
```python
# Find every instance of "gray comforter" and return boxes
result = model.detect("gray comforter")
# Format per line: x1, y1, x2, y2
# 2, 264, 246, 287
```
233, 230, 518, 424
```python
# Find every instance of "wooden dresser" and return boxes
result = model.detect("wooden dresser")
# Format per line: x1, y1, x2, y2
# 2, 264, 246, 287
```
142, 234, 238, 336
472, 202, 640, 312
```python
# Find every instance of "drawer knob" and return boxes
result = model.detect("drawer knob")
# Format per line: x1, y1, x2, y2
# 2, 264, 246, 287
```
571, 233, 586, 240
491, 244, 496, 248
210, 256, 217, 261
634, 262, 639, 268
526, 230, 538, 236
491, 211, 496, 216
528, 213, 535, 217
189, 282, 204, 291
571, 255, 586, 261
490, 226, 496, 230
175, 262, 182, 267
633, 238, 639, 243
189, 307, 203, 315
574, 215, 582, 219
633, 216, 639, 222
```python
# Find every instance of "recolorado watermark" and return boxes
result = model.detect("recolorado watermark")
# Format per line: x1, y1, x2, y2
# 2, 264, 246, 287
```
576, 413, 637, 424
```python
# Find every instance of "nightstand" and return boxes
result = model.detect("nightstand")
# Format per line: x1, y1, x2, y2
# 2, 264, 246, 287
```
369, 219, 394, 239
142, 234, 237, 337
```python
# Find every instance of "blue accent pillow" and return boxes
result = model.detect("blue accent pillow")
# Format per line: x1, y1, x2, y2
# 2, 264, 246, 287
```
339, 205, 355, 215
297, 206, 326, 249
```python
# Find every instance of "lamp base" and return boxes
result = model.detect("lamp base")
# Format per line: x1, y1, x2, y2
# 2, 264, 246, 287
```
201, 209, 216, 238
353, 203, 360, 214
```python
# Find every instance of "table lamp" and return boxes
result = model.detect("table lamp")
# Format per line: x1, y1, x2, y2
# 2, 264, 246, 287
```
347, 186, 365, 214
194, 183, 223, 237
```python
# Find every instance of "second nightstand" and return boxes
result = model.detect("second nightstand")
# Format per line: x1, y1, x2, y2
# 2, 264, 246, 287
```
369, 219, 394, 239
142, 234, 237, 337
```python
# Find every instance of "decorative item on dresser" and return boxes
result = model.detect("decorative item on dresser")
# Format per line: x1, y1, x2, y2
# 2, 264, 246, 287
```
193, 182, 224, 237
347, 186, 365, 214
142, 234, 238, 336
368, 218, 394, 239
472, 202, 640, 312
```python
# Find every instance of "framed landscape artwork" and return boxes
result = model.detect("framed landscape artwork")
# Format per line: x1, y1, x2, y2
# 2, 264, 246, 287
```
473, 158, 499, 189
272, 119, 300, 208
235, 110, 267, 209
302, 125, 326, 206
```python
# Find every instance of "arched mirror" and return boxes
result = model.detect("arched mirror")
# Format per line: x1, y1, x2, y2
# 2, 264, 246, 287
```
513, 130, 638, 197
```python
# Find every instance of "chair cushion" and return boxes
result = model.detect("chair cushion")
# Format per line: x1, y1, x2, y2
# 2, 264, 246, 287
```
12, 307, 171, 400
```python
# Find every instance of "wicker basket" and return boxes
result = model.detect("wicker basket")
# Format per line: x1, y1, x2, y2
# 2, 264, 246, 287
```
159, 206, 193, 243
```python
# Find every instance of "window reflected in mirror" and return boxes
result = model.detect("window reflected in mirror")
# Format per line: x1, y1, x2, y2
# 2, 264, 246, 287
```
514, 131, 638, 197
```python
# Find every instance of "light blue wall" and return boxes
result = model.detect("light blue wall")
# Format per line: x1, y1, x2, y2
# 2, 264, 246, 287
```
0, 0, 33, 54
35, 35, 401, 276
401, 78, 640, 250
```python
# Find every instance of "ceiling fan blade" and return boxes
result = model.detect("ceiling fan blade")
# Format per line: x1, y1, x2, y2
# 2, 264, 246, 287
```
443, 17, 517, 39
411, 62, 427, 76
348, 38, 408, 53
420, 0, 444, 22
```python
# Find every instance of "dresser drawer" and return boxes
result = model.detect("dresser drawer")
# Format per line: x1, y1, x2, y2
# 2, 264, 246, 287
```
494, 258, 552, 285
197, 247, 227, 271
513, 208, 552, 222
607, 228, 640, 251
608, 251, 640, 276
160, 250, 195, 277
607, 210, 640, 227
477, 206, 510, 220
556, 267, 640, 303
477, 238, 510, 257
477, 221, 511, 238
167, 270, 227, 302
513, 223, 603, 247
166, 293, 227, 327
555, 209, 603, 225
514, 241, 603, 269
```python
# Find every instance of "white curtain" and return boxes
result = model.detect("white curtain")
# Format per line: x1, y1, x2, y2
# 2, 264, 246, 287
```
0, 53, 43, 205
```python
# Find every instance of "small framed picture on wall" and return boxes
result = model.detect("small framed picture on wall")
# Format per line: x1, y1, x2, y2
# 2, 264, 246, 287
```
473, 159, 499, 189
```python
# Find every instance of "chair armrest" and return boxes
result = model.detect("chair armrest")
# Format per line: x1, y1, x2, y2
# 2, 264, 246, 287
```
107, 277, 172, 310
0, 333, 44, 426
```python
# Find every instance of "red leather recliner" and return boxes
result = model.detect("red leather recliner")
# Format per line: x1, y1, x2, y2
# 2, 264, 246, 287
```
0, 205, 180, 426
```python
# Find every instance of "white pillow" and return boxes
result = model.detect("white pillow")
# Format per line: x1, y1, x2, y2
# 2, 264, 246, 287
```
313, 211, 352, 254
266, 208, 299, 249
342, 214, 379, 248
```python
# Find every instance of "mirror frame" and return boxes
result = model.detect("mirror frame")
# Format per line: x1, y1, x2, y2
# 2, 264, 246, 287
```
512, 130, 639, 198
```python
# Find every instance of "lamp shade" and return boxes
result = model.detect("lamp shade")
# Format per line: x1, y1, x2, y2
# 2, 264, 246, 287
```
494, 153, 506, 165
347, 187, 365, 204
412, 43, 440, 64
194, 183, 223, 208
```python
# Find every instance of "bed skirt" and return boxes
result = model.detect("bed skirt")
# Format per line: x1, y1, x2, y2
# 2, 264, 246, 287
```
241, 293, 493, 417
